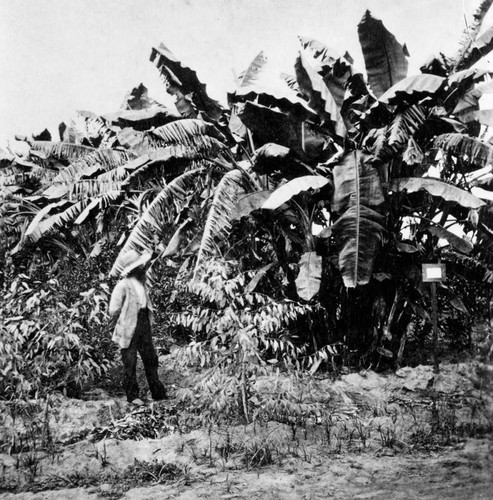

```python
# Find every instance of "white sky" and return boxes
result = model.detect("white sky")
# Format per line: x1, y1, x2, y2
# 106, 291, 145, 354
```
0, 0, 491, 144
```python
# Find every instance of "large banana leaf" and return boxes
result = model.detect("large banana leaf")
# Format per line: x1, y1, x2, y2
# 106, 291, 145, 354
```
102, 107, 180, 131
331, 151, 384, 213
194, 169, 250, 276
237, 101, 331, 161
150, 44, 223, 120
252, 143, 312, 178
110, 169, 203, 277
332, 205, 385, 287
147, 119, 226, 153
298, 37, 353, 109
426, 225, 473, 254
12, 200, 87, 253
120, 83, 164, 110
455, 24, 493, 70
389, 177, 485, 209
262, 175, 330, 210
236, 51, 268, 88
295, 51, 346, 138
30, 141, 96, 161
41, 149, 131, 199
453, 79, 493, 115
434, 133, 493, 170
452, 0, 493, 70
378, 74, 445, 106
357, 10, 409, 98
232, 190, 272, 220
73, 191, 121, 225
230, 51, 315, 119
295, 251, 322, 300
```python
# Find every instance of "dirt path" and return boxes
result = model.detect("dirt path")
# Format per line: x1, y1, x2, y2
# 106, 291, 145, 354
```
1, 361, 492, 499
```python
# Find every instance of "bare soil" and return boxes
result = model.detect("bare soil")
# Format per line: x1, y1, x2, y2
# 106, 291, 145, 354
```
1, 358, 492, 499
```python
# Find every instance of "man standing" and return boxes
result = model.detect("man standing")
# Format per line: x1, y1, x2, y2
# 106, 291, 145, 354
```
109, 250, 167, 405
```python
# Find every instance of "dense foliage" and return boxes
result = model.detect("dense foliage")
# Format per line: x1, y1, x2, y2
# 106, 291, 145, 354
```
2, 2, 493, 400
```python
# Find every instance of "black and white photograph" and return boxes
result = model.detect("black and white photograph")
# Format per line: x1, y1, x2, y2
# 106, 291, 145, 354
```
0, 0, 492, 498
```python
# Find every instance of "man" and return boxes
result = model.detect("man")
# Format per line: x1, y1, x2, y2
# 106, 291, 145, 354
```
109, 250, 167, 405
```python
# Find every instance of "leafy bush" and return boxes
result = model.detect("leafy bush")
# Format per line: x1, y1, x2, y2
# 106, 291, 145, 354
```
173, 259, 327, 423
0, 274, 117, 399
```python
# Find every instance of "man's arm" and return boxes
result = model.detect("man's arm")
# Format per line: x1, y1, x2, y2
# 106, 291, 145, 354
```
108, 281, 126, 318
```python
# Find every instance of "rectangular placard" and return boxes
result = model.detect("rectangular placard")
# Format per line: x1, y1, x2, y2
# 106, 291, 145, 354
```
422, 263, 446, 282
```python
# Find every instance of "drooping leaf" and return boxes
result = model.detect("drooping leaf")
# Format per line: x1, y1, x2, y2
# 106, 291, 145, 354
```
147, 118, 226, 154
453, 79, 493, 115
378, 74, 445, 105
252, 143, 312, 178
103, 107, 180, 131
331, 151, 384, 213
14, 200, 88, 251
332, 204, 385, 287
110, 169, 203, 277
295, 251, 322, 300
232, 190, 272, 220
161, 218, 193, 258
150, 44, 223, 120
41, 148, 131, 199
237, 101, 332, 162
30, 141, 96, 161
389, 177, 485, 209
74, 191, 121, 225
452, 0, 493, 71
194, 169, 251, 275
120, 83, 165, 111
357, 10, 409, 98
455, 24, 493, 71
295, 51, 346, 138
230, 51, 315, 119
426, 225, 473, 254
372, 105, 427, 162
262, 175, 330, 210
434, 133, 493, 169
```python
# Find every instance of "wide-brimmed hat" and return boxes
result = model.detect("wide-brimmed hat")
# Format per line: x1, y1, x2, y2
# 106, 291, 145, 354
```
120, 250, 152, 277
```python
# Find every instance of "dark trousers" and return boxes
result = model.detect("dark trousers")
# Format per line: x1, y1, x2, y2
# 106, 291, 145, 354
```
121, 309, 166, 402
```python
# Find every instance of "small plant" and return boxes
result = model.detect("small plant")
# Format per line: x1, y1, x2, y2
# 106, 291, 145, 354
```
124, 459, 188, 485
377, 424, 397, 448
242, 438, 275, 470
174, 259, 318, 424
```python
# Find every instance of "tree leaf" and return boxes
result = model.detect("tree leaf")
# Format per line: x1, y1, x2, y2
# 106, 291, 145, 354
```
262, 175, 330, 210
231, 51, 315, 119
147, 118, 226, 153
390, 177, 485, 209
295, 251, 322, 300
332, 205, 385, 287
233, 190, 272, 220
150, 44, 223, 120
110, 169, 203, 277
295, 51, 346, 138
194, 169, 251, 276
357, 10, 409, 98
30, 141, 97, 161
455, 24, 493, 70
331, 151, 384, 213
379, 74, 445, 105
435, 133, 493, 169
426, 225, 473, 254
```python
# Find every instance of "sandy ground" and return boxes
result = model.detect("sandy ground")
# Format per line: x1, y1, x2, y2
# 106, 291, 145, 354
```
1, 360, 492, 499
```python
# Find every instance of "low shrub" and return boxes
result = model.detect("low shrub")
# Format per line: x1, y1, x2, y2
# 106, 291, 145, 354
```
0, 274, 117, 399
